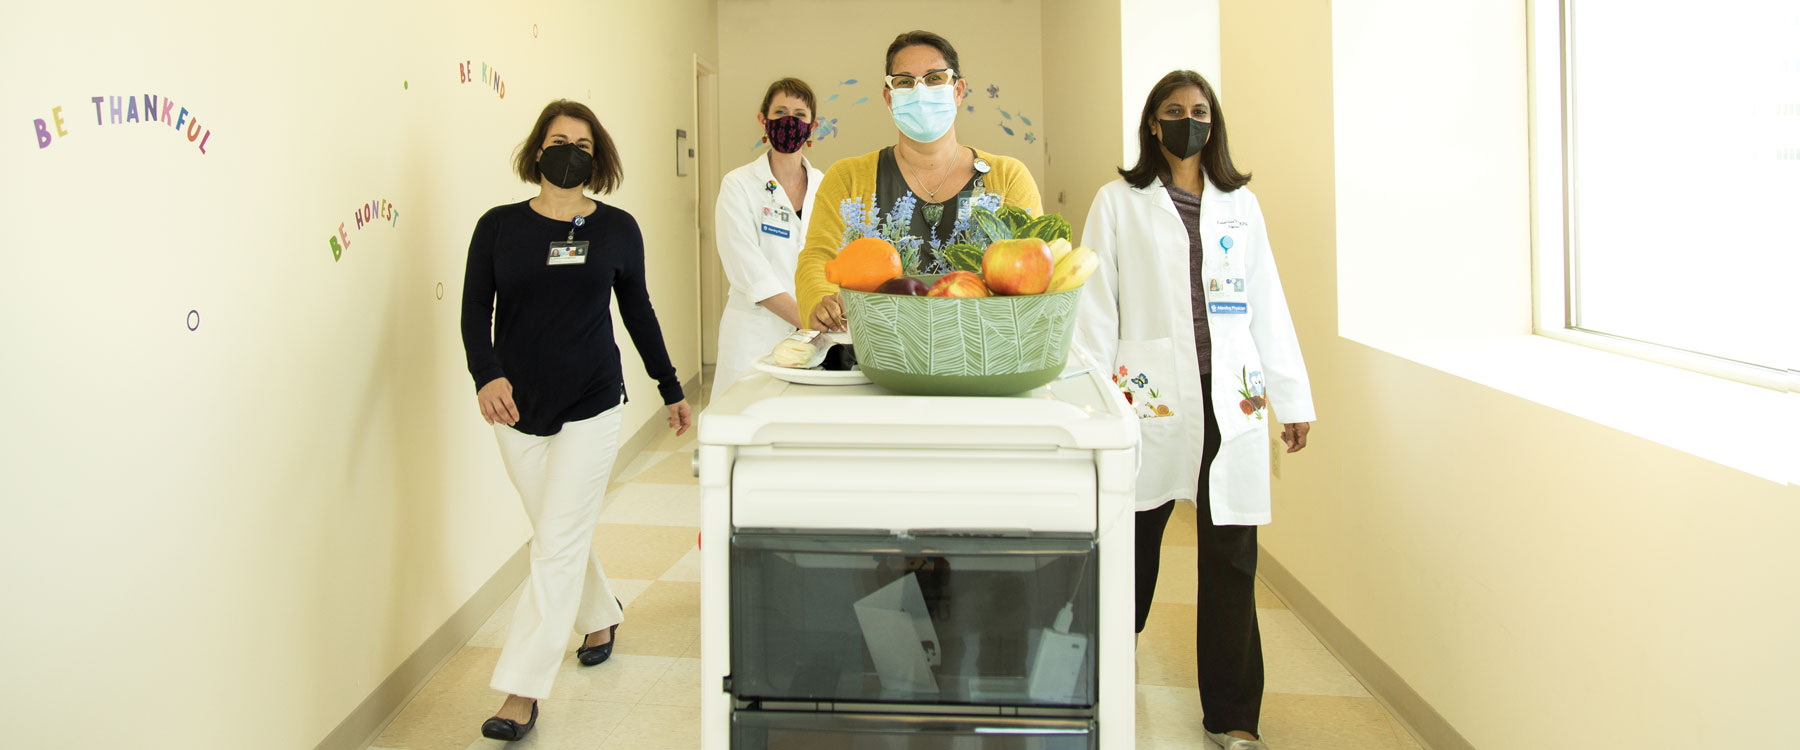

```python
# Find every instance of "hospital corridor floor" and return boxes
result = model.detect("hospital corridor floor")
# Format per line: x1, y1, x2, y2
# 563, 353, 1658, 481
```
367, 393, 1424, 749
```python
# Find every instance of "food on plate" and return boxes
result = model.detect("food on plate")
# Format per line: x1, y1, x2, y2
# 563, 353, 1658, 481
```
769, 330, 831, 368
874, 276, 931, 296
824, 237, 903, 292
981, 238, 1053, 296
926, 271, 991, 298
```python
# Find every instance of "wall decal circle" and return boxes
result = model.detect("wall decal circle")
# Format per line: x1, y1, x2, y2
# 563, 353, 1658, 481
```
435, 282, 444, 300
186, 310, 200, 331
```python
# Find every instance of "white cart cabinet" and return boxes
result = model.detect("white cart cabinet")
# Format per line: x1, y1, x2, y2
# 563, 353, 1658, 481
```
697, 362, 1139, 749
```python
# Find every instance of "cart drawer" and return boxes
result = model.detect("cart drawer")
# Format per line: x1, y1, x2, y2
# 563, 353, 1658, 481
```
731, 454, 1096, 532
732, 711, 1096, 749
730, 533, 1097, 707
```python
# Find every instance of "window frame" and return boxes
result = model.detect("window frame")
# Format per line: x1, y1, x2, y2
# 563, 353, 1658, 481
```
1527, 0, 1790, 391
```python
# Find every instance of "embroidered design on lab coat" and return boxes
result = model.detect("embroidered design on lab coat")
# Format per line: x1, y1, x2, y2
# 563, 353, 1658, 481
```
1236, 367, 1267, 420
1114, 366, 1174, 419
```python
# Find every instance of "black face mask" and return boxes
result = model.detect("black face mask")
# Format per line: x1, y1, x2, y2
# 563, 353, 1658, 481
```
537, 143, 593, 189
1156, 118, 1210, 160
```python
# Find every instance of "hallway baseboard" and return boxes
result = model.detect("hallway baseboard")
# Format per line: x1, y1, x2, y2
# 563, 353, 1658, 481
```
1257, 547, 1475, 750
312, 543, 531, 750
313, 374, 699, 750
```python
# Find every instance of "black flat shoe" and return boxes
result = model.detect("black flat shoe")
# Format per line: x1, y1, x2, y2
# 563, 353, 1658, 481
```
480, 700, 537, 741
578, 598, 623, 667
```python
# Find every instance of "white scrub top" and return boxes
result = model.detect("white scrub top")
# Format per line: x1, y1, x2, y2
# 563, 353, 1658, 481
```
711, 152, 822, 404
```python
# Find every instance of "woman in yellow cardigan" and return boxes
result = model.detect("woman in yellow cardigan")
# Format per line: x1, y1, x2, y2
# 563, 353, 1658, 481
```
796, 30, 1042, 331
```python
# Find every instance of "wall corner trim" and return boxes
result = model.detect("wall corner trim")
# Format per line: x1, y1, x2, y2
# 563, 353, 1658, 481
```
1257, 546, 1478, 750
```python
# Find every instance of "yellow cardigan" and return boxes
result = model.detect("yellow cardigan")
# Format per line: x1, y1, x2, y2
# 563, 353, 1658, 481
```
794, 146, 1043, 323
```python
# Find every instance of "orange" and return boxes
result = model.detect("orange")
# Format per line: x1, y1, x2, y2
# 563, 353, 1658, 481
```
824, 237, 903, 292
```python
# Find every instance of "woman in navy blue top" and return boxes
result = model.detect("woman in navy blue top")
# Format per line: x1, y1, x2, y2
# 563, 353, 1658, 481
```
460, 99, 691, 741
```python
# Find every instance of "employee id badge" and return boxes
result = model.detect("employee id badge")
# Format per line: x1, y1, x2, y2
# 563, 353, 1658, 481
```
1205, 234, 1248, 315
547, 241, 589, 266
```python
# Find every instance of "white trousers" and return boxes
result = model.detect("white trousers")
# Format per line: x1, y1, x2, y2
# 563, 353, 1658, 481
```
488, 404, 627, 699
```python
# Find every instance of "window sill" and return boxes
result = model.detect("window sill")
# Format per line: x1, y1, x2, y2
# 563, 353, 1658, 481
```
1343, 330, 1794, 485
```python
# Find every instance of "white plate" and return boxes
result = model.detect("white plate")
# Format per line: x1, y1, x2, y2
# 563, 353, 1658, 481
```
753, 354, 871, 386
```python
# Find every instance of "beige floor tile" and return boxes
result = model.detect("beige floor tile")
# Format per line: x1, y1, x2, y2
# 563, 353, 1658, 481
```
1259, 692, 1403, 750
1255, 578, 1286, 609
1258, 608, 1326, 651
469, 584, 526, 649
609, 578, 654, 608
470, 579, 657, 650
677, 635, 702, 659
1136, 684, 1208, 742
1153, 544, 1199, 605
1134, 738, 1211, 750
1137, 602, 1197, 688
1164, 501, 1199, 547
592, 523, 698, 580
657, 546, 702, 582
610, 581, 701, 657
1265, 646, 1371, 698
546, 653, 676, 703
1384, 711, 1425, 749
610, 450, 671, 487
649, 426, 698, 454
460, 698, 631, 750
594, 703, 701, 750
595, 483, 700, 527
376, 648, 507, 750
639, 657, 701, 707
630, 450, 699, 486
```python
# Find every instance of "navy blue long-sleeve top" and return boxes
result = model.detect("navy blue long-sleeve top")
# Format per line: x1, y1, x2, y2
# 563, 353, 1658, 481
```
461, 199, 684, 436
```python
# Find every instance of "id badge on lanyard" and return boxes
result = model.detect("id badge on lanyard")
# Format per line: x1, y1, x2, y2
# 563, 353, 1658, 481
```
759, 190, 793, 239
1206, 234, 1247, 315
548, 215, 590, 266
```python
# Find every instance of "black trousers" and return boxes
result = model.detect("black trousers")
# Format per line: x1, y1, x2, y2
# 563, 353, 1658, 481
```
1133, 377, 1264, 737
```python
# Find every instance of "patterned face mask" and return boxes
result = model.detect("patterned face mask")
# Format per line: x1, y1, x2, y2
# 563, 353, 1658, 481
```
764, 115, 813, 153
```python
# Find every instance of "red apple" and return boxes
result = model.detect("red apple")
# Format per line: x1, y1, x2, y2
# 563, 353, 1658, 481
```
926, 271, 991, 298
875, 276, 931, 296
981, 238, 1053, 295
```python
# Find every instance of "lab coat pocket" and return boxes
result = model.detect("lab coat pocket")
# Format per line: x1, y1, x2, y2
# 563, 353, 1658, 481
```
1215, 334, 1267, 441
1113, 339, 1182, 421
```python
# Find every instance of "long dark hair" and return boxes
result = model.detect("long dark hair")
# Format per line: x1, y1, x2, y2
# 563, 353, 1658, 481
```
1119, 70, 1250, 192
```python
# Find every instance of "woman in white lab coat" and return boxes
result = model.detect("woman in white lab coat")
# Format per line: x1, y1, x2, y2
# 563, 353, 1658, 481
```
710, 77, 824, 404
1075, 70, 1315, 750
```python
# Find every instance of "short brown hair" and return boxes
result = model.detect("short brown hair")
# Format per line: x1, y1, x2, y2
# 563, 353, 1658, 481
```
513, 99, 622, 194
885, 30, 962, 79
759, 77, 818, 119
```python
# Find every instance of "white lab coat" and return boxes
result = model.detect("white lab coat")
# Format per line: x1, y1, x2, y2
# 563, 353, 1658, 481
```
711, 152, 822, 404
1074, 176, 1315, 524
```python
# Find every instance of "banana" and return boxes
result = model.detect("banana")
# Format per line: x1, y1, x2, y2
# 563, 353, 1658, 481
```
1047, 245, 1098, 292
1047, 237, 1073, 266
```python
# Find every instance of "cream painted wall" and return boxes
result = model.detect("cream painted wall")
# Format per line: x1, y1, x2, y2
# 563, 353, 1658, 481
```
1119, 0, 1222, 169
1040, 0, 1124, 239
1221, 1, 1800, 747
0, 0, 715, 747
716, 0, 1046, 217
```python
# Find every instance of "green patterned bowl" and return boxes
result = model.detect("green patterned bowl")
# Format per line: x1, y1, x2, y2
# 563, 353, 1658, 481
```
841, 275, 1082, 396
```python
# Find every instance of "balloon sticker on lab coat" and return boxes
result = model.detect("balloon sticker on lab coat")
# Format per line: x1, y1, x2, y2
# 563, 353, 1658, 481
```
1207, 234, 1247, 314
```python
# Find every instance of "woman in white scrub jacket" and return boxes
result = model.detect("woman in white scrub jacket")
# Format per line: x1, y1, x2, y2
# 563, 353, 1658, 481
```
1075, 70, 1314, 750
710, 77, 823, 404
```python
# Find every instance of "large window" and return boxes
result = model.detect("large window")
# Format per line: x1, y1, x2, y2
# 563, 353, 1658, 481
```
1532, 0, 1797, 388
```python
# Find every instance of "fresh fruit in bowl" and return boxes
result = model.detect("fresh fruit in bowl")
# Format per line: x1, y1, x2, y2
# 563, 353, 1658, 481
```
825, 237, 903, 292
981, 238, 1053, 296
926, 271, 991, 298
1047, 244, 1098, 292
874, 276, 931, 296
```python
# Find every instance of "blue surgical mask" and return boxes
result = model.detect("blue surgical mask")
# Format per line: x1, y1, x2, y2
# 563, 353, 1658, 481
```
889, 83, 958, 143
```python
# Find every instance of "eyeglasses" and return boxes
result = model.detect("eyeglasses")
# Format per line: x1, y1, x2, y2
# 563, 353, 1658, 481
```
884, 68, 957, 90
